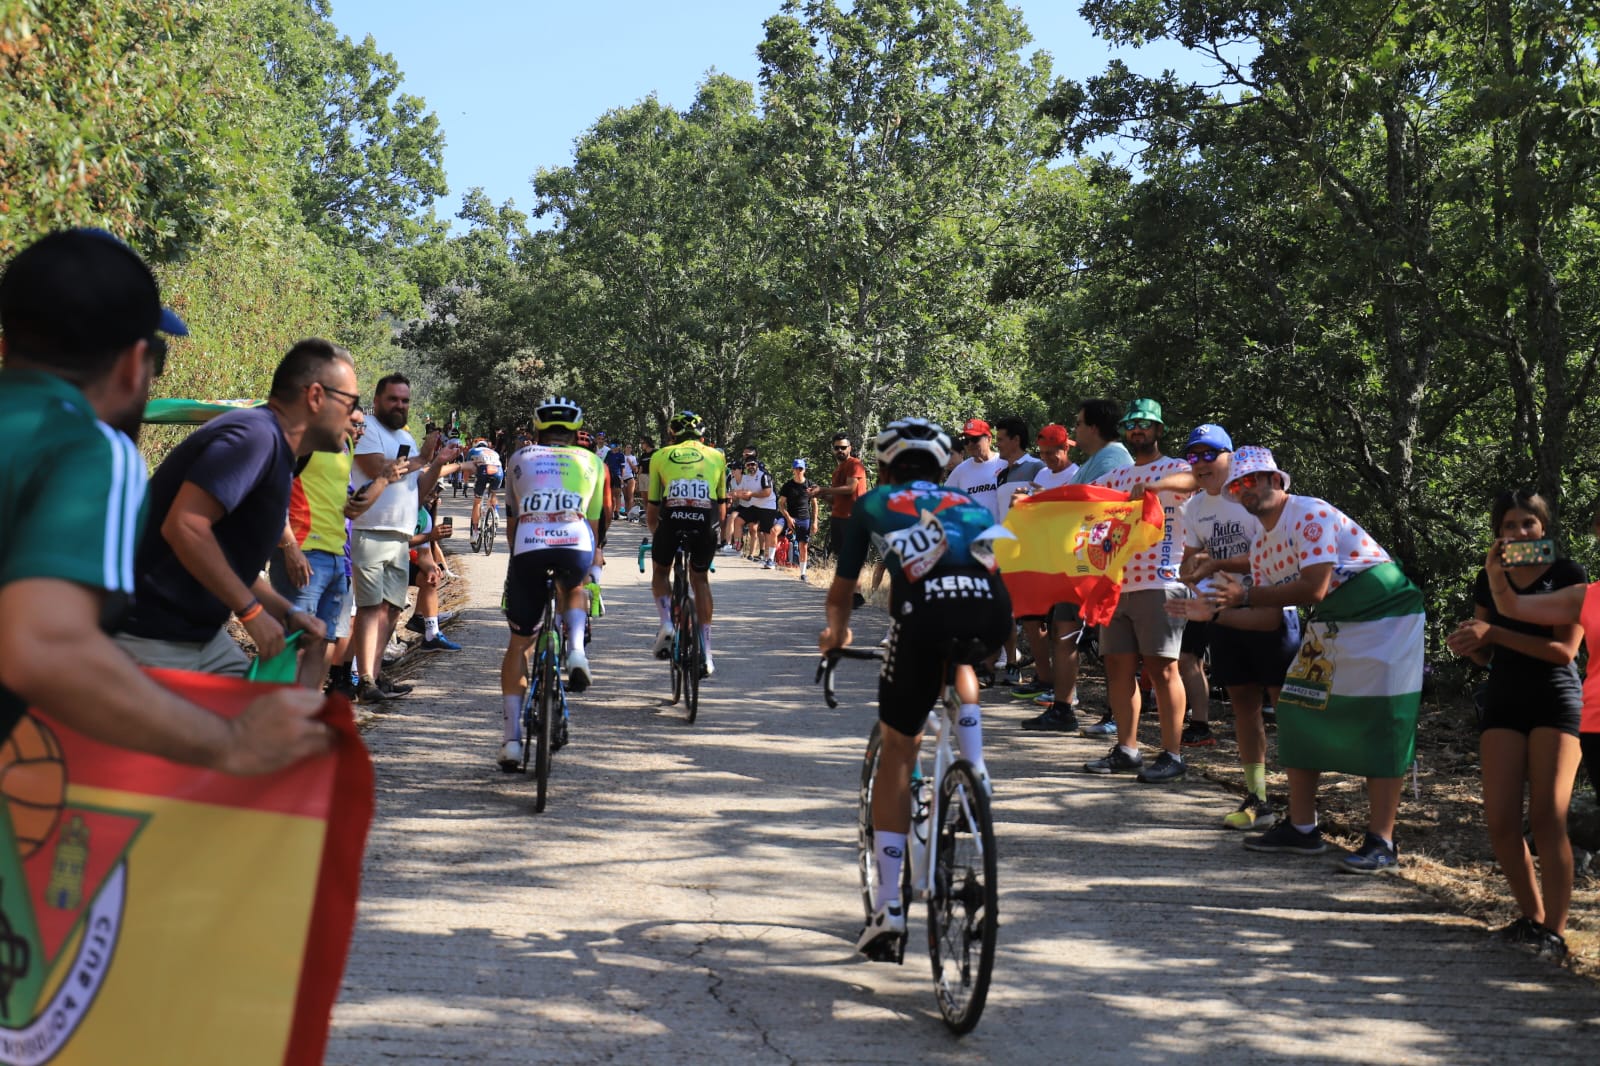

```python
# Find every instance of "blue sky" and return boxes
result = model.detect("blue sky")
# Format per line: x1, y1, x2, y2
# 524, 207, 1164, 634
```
327, 0, 1223, 223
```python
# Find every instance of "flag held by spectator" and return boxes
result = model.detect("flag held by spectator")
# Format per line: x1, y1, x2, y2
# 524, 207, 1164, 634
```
1276, 561, 1425, 777
0, 670, 372, 1065
991, 485, 1165, 625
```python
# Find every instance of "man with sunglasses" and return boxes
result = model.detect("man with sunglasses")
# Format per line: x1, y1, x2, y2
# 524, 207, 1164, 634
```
812, 433, 871, 602
1201, 447, 1420, 873
1175, 427, 1300, 828
1084, 398, 1198, 783
116, 340, 359, 680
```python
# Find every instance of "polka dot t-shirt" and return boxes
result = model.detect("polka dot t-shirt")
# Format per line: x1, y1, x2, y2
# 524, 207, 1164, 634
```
1094, 455, 1193, 591
1251, 496, 1390, 592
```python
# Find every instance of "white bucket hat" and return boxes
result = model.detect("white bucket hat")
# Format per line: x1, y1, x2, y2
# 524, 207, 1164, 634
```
1225, 445, 1290, 491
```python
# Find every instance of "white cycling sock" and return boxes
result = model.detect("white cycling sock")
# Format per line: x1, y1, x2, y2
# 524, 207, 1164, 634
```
563, 608, 587, 649
874, 831, 907, 909
656, 595, 672, 626
423, 615, 439, 640
701, 623, 713, 655
589, 564, 603, 583
954, 703, 985, 777
502, 694, 521, 742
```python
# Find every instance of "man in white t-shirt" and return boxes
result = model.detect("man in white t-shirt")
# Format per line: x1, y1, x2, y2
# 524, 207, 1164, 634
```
1083, 398, 1197, 784
348, 373, 459, 703
945, 417, 1006, 520
1176, 426, 1300, 830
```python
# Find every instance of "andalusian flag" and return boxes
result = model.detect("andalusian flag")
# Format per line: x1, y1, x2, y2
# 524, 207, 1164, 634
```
1277, 562, 1425, 777
990, 485, 1165, 625
0, 670, 372, 1065
142, 398, 264, 425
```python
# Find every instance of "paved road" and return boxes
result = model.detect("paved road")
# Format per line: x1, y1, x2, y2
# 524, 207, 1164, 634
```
328, 497, 1599, 1064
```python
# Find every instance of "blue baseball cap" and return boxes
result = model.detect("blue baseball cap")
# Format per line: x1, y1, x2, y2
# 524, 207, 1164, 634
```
77, 228, 188, 336
793, 458, 806, 469
1184, 424, 1233, 453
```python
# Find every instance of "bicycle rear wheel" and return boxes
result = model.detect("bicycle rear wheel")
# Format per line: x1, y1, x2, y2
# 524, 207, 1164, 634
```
533, 642, 556, 812
482, 506, 497, 556
927, 760, 997, 1034
856, 724, 884, 922
682, 603, 701, 724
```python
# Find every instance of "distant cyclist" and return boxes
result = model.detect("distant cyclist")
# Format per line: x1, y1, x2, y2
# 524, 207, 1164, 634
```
466, 436, 504, 544
496, 397, 605, 771
646, 411, 728, 676
818, 418, 1011, 956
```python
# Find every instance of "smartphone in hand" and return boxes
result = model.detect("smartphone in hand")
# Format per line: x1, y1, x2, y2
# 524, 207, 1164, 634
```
397, 443, 411, 459
438, 517, 454, 538
1501, 539, 1556, 567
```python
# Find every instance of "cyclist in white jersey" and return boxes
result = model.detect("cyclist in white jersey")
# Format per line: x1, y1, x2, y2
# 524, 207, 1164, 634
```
496, 396, 605, 771
466, 438, 504, 541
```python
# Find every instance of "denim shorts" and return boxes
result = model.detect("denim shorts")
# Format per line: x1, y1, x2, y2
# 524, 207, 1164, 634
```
271, 547, 349, 638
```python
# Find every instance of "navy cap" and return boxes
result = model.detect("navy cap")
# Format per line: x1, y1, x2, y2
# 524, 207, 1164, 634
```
1184, 423, 1233, 453
77, 228, 188, 336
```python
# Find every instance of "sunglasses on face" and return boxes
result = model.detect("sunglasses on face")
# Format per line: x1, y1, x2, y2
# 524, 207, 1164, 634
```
1185, 448, 1223, 464
1120, 418, 1156, 431
833, 445, 850, 452
1227, 472, 1270, 494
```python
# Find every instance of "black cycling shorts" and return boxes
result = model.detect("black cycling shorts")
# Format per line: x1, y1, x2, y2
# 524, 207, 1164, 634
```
474, 472, 503, 498
878, 569, 1011, 738
652, 515, 718, 573
504, 549, 591, 637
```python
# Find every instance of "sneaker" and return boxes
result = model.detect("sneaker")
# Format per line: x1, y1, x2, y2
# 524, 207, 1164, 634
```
1020, 704, 1079, 732
799, 572, 809, 583
1033, 691, 1058, 707
405, 610, 457, 634
1003, 666, 1023, 686
1243, 820, 1328, 855
856, 901, 906, 956
376, 675, 412, 697
1337, 832, 1399, 874
1136, 751, 1187, 784
1494, 917, 1569, 960
420, 634, 463, 651
1010, 679, 1050, 698
355, 680, 392, 705
1181, 722, 1216, 747
761, 558, 775, 570
1222, 794, 1276, 831
1080, 714, 1118, 738
567, 647, 592, 693
652, 625, 674, 660
1083, 745, 1142, 775
498, 740, 522, 773
1261, 704, 1276, 723
382, 640, 407, 664
325, 675, 359, 701
718, 543, 738, 555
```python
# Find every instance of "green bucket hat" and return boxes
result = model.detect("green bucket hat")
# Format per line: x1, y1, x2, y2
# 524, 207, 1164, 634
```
1122, 398, 1164, 426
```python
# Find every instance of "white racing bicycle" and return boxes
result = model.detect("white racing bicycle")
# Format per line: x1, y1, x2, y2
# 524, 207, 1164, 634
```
817, 645, 998, 1035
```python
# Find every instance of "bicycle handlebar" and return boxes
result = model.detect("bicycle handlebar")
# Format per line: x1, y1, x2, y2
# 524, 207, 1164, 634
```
815, 646, 886, 709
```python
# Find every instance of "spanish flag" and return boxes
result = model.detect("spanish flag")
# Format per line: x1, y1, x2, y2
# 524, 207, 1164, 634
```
990, 485, 1165, 625
0, 670, 372, 1065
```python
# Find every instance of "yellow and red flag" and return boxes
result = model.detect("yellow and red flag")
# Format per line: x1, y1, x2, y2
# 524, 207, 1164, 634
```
991, 484, 1165, 625
0, 670, 372, 1065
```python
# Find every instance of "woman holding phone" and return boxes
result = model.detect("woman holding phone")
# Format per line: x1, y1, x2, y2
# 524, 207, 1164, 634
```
1446, 489, 1585, 959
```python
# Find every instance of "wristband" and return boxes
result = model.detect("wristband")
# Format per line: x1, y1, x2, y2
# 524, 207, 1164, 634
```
237, 599, 264, 623
1241, 586, 1252, 608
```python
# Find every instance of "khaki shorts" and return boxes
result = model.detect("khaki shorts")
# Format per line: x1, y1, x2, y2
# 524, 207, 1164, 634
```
352, 529, 411, 609
1100, 587, 1188, 659
114, 627, 250, 677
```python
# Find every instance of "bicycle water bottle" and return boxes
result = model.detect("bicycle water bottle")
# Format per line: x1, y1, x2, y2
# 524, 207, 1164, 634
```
585, 580, 604, 618
909, 771, 930, 888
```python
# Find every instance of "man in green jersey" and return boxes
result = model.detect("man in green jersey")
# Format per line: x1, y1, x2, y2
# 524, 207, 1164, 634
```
647, 411, 728, 676
0, 228, 330, 770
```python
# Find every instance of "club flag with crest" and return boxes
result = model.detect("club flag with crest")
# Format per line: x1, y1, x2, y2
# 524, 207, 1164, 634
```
1276, 561, 1426, 777
989, 485, 1165, 625
0, 669, 372, 1066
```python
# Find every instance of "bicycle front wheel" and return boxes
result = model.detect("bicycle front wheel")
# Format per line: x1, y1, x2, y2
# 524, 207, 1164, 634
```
928, 760, 997, 1035
856, 724, 884, 923
534, 647, 556, 812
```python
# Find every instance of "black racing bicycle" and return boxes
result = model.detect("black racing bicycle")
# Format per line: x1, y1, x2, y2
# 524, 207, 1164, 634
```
516, 568, 570, 812
639, 539, 705, 723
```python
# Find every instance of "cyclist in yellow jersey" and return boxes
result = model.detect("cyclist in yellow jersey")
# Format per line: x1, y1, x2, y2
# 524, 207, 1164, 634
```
647, 411, 728, 675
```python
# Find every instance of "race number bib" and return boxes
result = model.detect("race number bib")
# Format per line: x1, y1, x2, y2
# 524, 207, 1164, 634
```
666, 478, 712, 507
520, 490, 583, 517
885, 510, 948, 582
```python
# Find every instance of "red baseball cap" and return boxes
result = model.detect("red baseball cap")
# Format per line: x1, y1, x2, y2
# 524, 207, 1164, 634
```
1037, 423, 1075, 448
962, 418, 991, 438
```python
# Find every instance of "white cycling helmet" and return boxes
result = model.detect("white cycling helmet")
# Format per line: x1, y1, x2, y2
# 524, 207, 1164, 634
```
874, 417, 953, 468
533, 395, 583, 431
